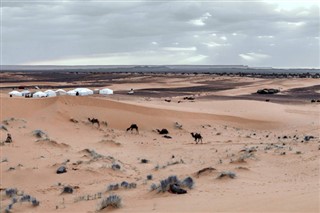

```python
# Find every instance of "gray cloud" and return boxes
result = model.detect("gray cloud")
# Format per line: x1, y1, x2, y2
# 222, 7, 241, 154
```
2, 0, 319, 67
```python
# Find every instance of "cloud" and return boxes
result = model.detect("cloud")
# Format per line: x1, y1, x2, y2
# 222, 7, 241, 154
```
1, 1, 319, 67
188, 12, 212, 26
239, 52, 270, 62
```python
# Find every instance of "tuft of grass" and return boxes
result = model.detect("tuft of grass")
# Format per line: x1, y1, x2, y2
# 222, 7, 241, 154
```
97, 194, 122, 211
217, 171, 236, 179
32, 130, 48, 139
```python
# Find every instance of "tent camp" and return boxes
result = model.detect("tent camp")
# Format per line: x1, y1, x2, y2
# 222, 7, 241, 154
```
44, 90, 56, 97
55, 89, 67, 96
99, 88, 113, 95
33, 91, 47, 98
21, 90, 31, 96
9, 91, 22, 97
44, 90, 57, 97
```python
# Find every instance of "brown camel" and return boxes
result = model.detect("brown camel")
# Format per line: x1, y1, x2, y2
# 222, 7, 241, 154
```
191, 132, 203, 144
5, 133, 12, 143
127, 124, 139, 134
88, 118, 100, 128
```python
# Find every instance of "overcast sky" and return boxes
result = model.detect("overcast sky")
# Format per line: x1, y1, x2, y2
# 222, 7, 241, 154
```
1, 0, 319, 68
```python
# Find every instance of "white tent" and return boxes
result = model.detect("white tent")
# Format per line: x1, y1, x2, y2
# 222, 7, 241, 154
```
33, 91, 47, 98
55, 89, 67, 96
67, 90, 77, 96
74, 88, 94, 96
67, 88, 93, 96
44, 90, 57, 97
21, 90, 31, 96
99, 88, 113, 95
9, 91, 22, 97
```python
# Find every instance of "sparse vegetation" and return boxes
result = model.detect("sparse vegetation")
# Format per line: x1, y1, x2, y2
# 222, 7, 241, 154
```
150, 175, 194, 193
32, 129, 48, 139
217, 171, 236, 179
97, 194, 122, 211
3, 188, 40, 211
111, 163, 121, 170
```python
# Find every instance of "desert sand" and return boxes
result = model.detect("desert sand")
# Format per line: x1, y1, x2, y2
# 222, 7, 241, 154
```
1, 73, 319, 212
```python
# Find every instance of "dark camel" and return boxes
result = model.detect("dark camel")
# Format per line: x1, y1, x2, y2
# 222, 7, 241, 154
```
127, 124, 139, 133
157, 129, 169, 135
88, 118, 100, 128
191, 132, 203, 144
5, 133, 12, 143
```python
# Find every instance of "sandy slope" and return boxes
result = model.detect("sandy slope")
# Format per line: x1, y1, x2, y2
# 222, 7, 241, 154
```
1, 94, 319, 213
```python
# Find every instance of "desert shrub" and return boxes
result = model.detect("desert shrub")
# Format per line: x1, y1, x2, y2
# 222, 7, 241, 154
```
97, 194, 122, 211
111, 163, 121, 170
121, 181, 129, 188
5, 188, 17, 197
31, 197, 40, 206
152, 175, 194, 193
217, 171, 236, 179
62, 186, 73, 194
128, 183, 137, 189
150, 183, 158, 191
32, 130, 48, 139
107, 184, 119, 191
0, 124, 8, 131
20, 194, 31, 202
147, 175, 153, 180
141, 159, 149, 163
181, 177, 194, 189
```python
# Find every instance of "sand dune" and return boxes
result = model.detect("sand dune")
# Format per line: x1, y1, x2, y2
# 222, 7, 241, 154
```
1, 76, 319, 213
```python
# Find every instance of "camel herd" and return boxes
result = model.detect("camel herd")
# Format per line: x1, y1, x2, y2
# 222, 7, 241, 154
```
88, 118, 203, 144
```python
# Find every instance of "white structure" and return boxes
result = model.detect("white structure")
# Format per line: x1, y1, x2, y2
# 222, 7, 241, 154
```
44, 90, 57, 97
21, 90, 31, 96
67, 90, 77, 96
55, 89, 67, 96
66, 88, 94, 96
74, 88, 94, 96
9, 91, 22, 97
99, 88, 113, 95
33, 91, 47, 98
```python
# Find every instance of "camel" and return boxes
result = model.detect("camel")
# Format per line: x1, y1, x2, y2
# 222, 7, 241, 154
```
5, 133, 12, 143
191, 132, 203, 144
88, 118, 100, 128
156, 129, 169, 135
126, 124, 139, 133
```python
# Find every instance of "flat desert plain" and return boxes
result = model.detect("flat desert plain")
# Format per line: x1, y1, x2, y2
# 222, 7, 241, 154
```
1, 72, 319, 212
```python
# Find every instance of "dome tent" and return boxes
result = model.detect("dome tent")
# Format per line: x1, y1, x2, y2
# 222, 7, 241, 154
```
99, 88, 113, 95
67, 90, 77, 96
44, 90, 57, 97
21, 90, 31, 96
74, 88, 94, 96
55, 89, 67, 96
33, 91, 47, 98
67, 88, 93, 96
9, 91, 22, 97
